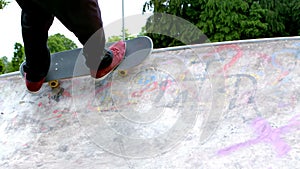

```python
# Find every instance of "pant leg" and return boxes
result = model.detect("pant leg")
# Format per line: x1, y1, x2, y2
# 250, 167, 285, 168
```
16, 0, 54, 81
33, 0, 108, 71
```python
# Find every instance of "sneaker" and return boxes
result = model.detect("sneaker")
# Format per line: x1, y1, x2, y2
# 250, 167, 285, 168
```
25, 73, 45, 93
90, 41, 126, 79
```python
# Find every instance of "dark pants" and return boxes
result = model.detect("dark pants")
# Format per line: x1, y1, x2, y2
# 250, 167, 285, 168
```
16, 0, 106, 81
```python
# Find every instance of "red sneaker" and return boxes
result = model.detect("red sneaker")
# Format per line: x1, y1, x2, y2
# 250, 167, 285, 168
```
90, 41, 126, 79
25, 73, 45, 93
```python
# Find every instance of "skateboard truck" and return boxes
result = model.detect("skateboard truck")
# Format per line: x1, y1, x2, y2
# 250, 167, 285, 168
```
118, 70, 128, 77
48, 80, 60, 88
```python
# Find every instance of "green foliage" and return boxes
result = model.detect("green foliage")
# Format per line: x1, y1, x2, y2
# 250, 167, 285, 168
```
144, 12, 207, 48
198, 0, 268, 41
0, 33, 78, 75
258, 0, 300, 36
143, 0, 300, 48
281, 0, 300, 36
47, 33, 78, 53
107, 29, 137, 42
8, 43, 25, 72
259, 0, 284, 36
0, 0, 9, 10
0, 43, 25, 74
143, 0, 201, 48
0, 56, 9, 74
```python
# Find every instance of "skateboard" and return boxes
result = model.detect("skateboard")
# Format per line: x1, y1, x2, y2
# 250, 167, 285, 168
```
20, 36, 153, 88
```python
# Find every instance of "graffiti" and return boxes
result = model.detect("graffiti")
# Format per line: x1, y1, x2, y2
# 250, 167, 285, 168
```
217, 114, 300, 157
217, 45, 243, 72
226, 74, 258, 111
51, 87, 65, 102
0, 38, 299, 168
131, 79, 173, 98
45, 108, 72, 121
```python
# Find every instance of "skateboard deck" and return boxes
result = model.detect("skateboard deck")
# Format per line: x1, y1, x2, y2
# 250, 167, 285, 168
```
20, 36, 153, 84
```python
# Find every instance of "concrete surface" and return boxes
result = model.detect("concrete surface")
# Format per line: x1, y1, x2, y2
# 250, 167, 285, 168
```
0, 37, 300, 169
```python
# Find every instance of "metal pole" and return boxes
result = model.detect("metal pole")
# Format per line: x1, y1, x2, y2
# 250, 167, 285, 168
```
122, 0, 125, 41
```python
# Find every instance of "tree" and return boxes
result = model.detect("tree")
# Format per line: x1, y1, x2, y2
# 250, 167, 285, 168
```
47, 33, 78, 53
7, 43, 25, 72
107, 29, 136, 42
0, 34, 78, 75
0, 0, 9, 10
143, 0, 206, 48
259, 0, 300, 36
143, 0, 300, 48
143, 0, 269, 47
289, 1, 300, 35
0, 57, 6, 74
0, 56, 9, 75
198, 0, 268, 41
0, 43, 25, 74
0, 60, 4, 74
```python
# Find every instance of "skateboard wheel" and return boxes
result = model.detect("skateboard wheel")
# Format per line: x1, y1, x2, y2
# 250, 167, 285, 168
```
48, 80, 60, 88
118, 70, 128, 77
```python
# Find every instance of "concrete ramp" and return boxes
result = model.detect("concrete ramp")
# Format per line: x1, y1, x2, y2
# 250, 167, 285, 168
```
1, 37, 300, 168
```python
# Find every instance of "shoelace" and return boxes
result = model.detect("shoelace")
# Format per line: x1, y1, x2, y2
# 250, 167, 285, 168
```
110, 47, 120, 57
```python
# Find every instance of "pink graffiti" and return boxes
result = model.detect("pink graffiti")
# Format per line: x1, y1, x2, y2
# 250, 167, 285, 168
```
131, 81, 159, 97
217, 114, 300, 157
62, 90, 72, 97
220, 45, 243, 72
131, 79, 173, 98
202, 44, 243, 74
95, 82, 112, 94
269, 70, 290, 85
45, 109, 71, 121
38, 102, 43, 107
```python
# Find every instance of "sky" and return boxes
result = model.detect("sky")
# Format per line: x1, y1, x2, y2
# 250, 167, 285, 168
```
0, 0, 150, 60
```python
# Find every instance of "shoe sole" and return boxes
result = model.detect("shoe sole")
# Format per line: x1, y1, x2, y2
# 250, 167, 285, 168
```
95, 61, 123, 81
26, 89, 41, 94
21, 71, 43, 94
95, 42, 127, 81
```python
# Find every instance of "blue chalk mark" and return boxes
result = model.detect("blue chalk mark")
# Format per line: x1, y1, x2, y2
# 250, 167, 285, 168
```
271, 49, 299, 71
293, 42, 300, 47
138, 75, 157, 85
257, 71, 264, 77
279, 75, 291, 84
297, 52, 300, 60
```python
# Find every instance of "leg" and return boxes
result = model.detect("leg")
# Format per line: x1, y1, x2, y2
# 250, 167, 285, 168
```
33, 0, 108, 71
16, 0, 54, 81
